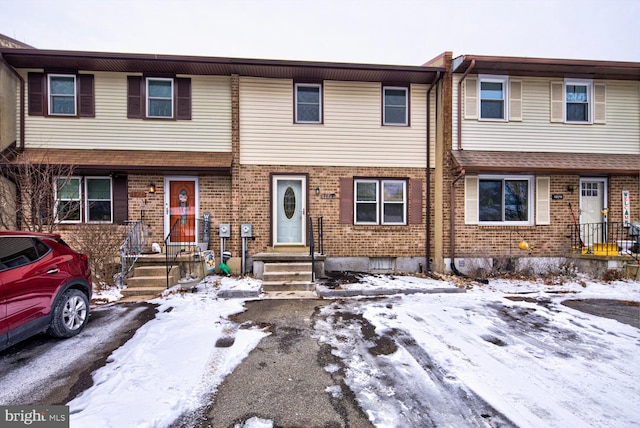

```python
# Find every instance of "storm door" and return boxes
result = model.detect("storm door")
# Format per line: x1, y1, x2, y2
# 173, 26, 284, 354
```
164, 177, 198, 243
272, 176, 306, 245
579, 178, 607, 246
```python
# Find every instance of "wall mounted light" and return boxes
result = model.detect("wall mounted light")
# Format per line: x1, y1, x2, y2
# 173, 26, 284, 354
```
566, 184, 577, 193
148, 183, 156, 194
315, 187, 320, 195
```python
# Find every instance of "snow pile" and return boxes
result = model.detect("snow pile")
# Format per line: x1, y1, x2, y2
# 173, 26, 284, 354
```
68, 286, 268, 427
315, 277, 640, 427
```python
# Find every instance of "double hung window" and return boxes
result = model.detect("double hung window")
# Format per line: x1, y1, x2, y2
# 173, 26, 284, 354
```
56, 177, 82, 222
55, 177, 113, 223
383, 86, 408, 126
147, 78, 174, 118
565, 79, 591, 122
355, 179, 407, 225
294, 83, 322, 123
478, 176, 532, 224
479, 75, 508, 120
86, 178, 113, 222
48, 75, 77, 116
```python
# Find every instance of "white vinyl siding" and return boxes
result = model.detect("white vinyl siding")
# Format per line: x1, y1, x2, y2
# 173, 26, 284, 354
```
453, 75, 639, 154
23, 71, 232, 152
240, 77, 435, 167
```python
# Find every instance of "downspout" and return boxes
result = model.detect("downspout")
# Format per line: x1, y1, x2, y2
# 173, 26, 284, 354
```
450, 168, 488, 283
450, 169, 465, 275
456, 59, 475, 150
0, 53, 25, 150
426, 71, 442, 273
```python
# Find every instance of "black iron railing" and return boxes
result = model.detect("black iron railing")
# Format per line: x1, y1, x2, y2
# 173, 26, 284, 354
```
307, 216, 324, 283
568, 222, 639, 259
164, 216, 206, 288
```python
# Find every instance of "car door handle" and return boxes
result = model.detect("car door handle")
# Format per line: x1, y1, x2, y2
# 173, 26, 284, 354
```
46, 268, 60, 275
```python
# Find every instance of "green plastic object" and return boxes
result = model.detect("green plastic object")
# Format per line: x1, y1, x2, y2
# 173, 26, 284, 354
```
218, 262, 230, 275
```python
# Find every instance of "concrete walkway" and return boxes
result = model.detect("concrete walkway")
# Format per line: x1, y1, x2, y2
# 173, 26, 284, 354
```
190, 299, 372, 428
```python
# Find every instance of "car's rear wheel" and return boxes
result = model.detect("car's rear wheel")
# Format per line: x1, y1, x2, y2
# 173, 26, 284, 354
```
48, 289, 89, 338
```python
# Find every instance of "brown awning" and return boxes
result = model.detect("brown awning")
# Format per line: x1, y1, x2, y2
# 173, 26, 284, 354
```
451, 150, 640, 175
9, 148, 232, 175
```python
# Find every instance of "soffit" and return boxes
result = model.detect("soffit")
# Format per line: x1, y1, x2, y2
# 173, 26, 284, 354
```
452, 55, 640, 81
451, 150, 640, 175
0, 49, 444, 84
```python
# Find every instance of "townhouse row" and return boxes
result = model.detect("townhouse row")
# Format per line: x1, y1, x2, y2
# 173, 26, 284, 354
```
0, 41, 638, 277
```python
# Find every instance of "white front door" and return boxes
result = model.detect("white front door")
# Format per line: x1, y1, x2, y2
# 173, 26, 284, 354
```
273, 176, 306, 245
580, 178, 607, 245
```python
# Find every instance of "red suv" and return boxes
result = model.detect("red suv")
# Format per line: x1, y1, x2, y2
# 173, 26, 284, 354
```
0, 231, 92, 351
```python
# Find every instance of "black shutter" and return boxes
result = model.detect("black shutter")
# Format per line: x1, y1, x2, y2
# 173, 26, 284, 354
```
409, 179, 423, 224
112, 175, 128, 224
339, 178, 353, 224
175, 78, 191, 120
78, 74, 95, 117
28, 72, 45, 116
127, 76, 143, 118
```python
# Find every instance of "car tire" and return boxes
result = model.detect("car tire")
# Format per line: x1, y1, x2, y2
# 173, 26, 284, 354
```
48, 289, 90, 338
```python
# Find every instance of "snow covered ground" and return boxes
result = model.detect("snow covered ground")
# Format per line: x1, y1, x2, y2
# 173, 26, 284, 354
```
5, 272, 636, 427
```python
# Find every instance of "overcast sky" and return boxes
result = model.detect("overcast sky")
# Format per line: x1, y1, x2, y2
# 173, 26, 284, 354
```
1, 0, 638, 65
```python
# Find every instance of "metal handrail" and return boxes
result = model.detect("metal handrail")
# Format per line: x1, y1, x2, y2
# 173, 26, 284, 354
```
308, 215, 315, 282
164, 216, 207, 288
118, 221, 143, 287
568, 221, 639, 259
317, 216, 324, 255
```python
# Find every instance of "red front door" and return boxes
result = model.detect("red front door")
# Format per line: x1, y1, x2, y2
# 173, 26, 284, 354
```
168, 180, 197, 243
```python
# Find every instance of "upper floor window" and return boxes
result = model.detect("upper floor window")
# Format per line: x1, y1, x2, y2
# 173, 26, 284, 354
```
565, 79, 592, 122
478, 176, 532, 225
28, 72, 94, 118
48, 75, 77, 116
383, 86, 408, 126
354, 179, 407, 225
295, 83, 322, 123
127, 76, 191, 120
479, 75, 508, 120
147, 78, 174, 118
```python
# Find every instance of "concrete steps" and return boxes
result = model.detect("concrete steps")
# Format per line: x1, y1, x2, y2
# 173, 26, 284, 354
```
262, 261, 314, 291
121, 255, 179, 299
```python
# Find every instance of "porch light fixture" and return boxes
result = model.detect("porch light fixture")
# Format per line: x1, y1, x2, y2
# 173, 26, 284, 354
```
315, 187, 320, 195
148, 183, 156, 194
566, 184, 577, 193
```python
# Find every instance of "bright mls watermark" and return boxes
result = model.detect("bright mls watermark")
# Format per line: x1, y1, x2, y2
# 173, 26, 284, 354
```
1, 406, 69, 427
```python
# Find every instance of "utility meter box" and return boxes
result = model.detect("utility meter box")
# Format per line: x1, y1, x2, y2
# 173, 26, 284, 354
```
219, 224, 231, 238
241, 224, 253, 238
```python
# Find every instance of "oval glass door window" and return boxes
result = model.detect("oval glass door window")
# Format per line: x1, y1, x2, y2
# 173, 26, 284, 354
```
283, 186, 296, 219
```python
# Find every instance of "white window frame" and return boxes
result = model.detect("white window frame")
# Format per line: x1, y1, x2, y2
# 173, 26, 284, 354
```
354, 179, 407, 225
85, 177, 113, 223
48, 74, 77, 116
477, 175, 534, 226
383, 86, 408, 126
146, 77, 174, 118
564, 78, 593, 124
55, 176, 82, 224
478, 74, 508, 121
294, 83, 322, 123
